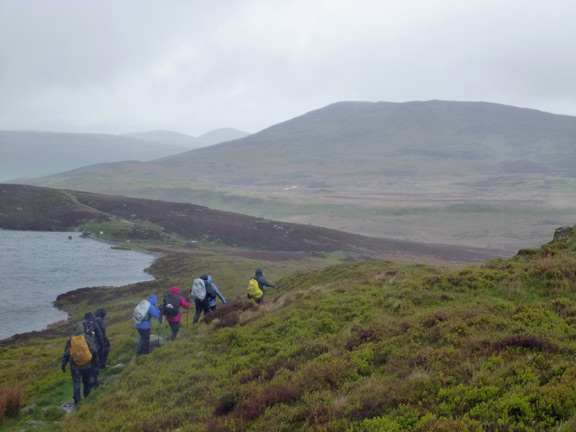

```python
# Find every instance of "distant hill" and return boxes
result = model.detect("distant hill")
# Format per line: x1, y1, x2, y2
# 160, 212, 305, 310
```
197, 128, 251, 145
120, 130, 205, 148
32, 100, 576, 186
19, 101, 576, 251
122, 128, 251, 148
0, 130, 189, 182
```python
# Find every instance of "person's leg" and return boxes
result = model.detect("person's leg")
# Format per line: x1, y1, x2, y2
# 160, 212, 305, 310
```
193, 300, 203, 323
81, 369, 92, 398
202, 299, 212, 316
71, 368, 81, 405
141, 328, 151, 354
169, 322, 180, 341
136, 328, 144, 355
91, 361, 100, 388
100, 337, 110, 368
137, 328, 151, 355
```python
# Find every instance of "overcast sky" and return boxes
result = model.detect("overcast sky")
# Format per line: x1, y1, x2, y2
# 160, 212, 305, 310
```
1, 0, 575, 136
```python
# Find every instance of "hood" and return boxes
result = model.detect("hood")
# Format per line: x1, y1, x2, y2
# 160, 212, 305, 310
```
84, 312, 95, 321
207, 275, 212, 283
255, 268, 263, 277
148, 294, 158, 306
95, 307, 107, 318
73, 322, 84, 335
171, 286, 180, 295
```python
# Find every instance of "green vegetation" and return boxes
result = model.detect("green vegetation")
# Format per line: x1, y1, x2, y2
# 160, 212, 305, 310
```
3, 227, 576, 430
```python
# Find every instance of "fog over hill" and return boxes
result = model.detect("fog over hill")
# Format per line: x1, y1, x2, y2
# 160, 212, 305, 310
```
121, 127, 250, 148
0, 128, 250, 182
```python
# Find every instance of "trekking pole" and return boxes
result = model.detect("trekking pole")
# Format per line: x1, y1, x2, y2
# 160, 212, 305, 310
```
158, 319, 162, 347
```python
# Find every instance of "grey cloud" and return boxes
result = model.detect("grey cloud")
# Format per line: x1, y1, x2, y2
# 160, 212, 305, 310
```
0, 0, 574, 135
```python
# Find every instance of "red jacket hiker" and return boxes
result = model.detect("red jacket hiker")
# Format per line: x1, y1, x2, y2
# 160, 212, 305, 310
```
165, 286, 190, 323
162, 286, 190, 342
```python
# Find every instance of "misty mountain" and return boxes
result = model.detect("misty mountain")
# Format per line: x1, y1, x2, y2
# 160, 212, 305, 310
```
120, 130, 205, 147
0, 130, 190, 182
33, 100, 576, 187
122, 128, 250, 148
196, 128, 251, 145
0, 127, 253, 182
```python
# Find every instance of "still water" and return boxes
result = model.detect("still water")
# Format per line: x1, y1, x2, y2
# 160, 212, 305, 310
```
0, 230, 156, 340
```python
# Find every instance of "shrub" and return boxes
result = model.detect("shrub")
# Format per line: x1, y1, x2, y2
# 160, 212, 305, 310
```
0, 385, 25, 421
214, 393, 238, 417
493, 335, 558, 353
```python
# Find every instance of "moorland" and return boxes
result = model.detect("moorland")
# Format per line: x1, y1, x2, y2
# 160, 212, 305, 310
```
1, 184, 576, 431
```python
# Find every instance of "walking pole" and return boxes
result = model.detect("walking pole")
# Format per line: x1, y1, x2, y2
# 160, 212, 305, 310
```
158, 318, 162, 347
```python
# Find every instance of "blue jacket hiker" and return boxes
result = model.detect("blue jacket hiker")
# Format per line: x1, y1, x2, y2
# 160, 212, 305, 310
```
135, 294, 162, 355
207, 275, 226, 311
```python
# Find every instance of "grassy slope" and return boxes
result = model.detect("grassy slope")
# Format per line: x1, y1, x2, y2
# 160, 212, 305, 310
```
3, 230, 576, 431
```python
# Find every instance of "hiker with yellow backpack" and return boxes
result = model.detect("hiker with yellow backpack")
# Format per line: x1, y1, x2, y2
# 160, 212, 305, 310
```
247, 268, 275, 304
61, 322, 99, 406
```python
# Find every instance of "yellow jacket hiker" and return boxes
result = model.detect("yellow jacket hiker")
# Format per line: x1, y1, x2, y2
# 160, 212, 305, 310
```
247, 268, 275, 304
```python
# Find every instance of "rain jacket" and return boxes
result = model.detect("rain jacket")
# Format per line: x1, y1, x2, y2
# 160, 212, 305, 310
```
254, 268, 275, 291
62, 323, 99, 371
135, 294, 162, 330
164, 286, 190, 323
207, 275, 226, 308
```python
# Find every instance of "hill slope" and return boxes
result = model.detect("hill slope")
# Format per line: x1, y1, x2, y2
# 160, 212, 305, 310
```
19, 101, 576, 252
62, 227, 576, 431
1, 217, 575, 431
32, 100, 576, 186
0, 184, 505, 265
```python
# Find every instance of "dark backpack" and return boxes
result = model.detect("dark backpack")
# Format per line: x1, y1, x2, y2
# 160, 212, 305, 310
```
204, 281, 216, 301
162, 294, 181, 317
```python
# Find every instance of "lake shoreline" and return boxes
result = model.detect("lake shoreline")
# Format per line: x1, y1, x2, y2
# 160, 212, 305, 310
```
0, 231, 161, 345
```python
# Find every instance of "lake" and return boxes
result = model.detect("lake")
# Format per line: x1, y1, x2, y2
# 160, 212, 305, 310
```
0, 230, 157, 340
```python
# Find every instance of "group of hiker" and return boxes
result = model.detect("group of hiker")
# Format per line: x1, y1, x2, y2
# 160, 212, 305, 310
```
61, 268, 274, 406
61, 307, 110, 406
133, 273, 230, 355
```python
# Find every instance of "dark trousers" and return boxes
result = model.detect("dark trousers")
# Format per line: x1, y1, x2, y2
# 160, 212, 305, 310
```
136, 328, 151, 355
99, 337, 110, 368
168, 321, 180, 341
71, 367, 92, 404
193, 299, 211, 323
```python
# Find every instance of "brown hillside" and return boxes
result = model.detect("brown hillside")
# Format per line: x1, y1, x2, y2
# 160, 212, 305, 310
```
0, 184, 507, 265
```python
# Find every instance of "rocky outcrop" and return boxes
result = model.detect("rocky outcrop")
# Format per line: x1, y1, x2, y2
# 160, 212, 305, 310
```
553, 226, 573, 241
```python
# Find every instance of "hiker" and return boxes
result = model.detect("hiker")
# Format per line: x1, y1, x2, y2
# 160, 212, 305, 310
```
247, 268, 275, 304
134, 294, 162, 355
62, 322, 99, 406
192, 274, 214, 323
83, 312, 103, 388
94, 308, 111, 370
161, 286, 190, 341
207, 275, 226, 311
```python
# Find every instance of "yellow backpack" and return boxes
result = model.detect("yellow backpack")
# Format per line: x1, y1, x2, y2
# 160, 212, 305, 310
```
70, 335, 92, 366
247, 278, 263, 300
